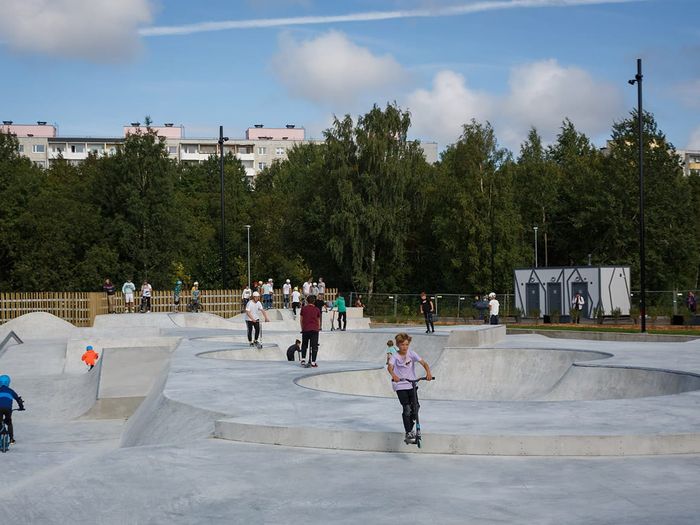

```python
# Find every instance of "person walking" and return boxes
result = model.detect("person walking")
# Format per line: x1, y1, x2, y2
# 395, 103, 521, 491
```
300, 295, 321, 367
103, 278, 116, 314
488, 292, 500, 325
245, 291, 270, 347
335, 293, 347, 331
122, 278, 136, 313
571, 292, 585, 324
173, 279, 183, 313
419, 292, 435, 333
283, 279, 292, 309
291, 287, 301, 318
303, 278, 312, 299
241, 285, 252, 313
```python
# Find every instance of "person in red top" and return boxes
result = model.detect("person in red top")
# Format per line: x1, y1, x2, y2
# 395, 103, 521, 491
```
81, 345, 99, 371
299, 294, 321, 367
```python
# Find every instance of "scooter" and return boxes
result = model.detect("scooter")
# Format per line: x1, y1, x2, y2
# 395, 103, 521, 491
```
402, 376, 435, 449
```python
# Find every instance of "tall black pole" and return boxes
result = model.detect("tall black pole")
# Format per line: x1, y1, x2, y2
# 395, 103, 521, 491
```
219, 125, 227, 290
635, 59, 646, 333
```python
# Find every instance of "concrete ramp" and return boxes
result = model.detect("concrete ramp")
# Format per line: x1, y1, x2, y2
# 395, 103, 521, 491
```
0, 312, 75, 341
542, 365, 700, 401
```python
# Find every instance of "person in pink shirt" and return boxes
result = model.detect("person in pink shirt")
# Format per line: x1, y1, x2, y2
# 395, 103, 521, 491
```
387, 332, 433, 442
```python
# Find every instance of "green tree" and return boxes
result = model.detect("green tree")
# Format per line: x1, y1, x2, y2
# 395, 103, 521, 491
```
323, 104, 430, 294
432, 120, 523, 292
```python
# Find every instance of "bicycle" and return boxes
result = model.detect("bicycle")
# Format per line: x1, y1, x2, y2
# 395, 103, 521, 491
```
1, 408, 24, 453
401, 376, 435, 449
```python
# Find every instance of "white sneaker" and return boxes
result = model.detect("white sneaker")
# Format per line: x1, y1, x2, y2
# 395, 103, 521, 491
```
300, 360, 306, 367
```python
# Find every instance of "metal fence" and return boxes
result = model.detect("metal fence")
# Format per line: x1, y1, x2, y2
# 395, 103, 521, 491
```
348, 292, 516, 321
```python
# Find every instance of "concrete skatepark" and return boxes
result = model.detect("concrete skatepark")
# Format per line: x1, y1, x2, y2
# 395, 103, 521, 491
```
1, 308, 700, 523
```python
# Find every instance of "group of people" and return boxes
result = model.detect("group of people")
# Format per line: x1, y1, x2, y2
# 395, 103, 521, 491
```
421, 291, 501, 331
241, 277, 330, 314
102, 278, 202, 314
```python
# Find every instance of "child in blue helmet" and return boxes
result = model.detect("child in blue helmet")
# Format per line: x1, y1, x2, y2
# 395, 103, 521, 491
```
0, 374, 25, 444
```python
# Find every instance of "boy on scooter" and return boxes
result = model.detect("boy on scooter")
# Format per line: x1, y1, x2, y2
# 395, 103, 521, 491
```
387, 333, 432, 443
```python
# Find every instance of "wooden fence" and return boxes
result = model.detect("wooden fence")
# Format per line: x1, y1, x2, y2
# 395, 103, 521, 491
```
0, 288, 338, 327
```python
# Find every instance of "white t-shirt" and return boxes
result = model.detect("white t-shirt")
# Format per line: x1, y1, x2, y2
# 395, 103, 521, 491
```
302, 282, 311, 295
262, 283, 272, 294
283, 283, 291, 295
246, 300, 265, 321
242, 288, 251, 299
489, 299, 500, 316
142, 284, 152, 297
318, 282, 326, 294
292, 290, 301, 303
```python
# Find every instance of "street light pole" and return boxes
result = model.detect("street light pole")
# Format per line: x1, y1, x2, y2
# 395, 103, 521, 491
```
218, 126, 229, 289
533, 226, 539, 268
629, 59, 646, 333
245, 225, 251, 287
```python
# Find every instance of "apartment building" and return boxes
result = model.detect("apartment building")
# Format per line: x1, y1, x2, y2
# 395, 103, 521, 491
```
1, 120, 439, 178
677, 149, 700, 176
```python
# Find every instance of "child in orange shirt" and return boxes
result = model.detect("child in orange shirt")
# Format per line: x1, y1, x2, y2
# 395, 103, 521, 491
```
81, 345, 99, 371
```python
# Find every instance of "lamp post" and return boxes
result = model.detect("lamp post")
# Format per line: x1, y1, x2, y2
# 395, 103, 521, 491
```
533, 226, 539, 268
218, 126, 229, 289
245, 225, 251, 287
628, 59, 646, 333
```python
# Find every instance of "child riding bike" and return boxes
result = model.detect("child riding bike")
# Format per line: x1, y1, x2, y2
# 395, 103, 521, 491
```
0, 375, 25, 445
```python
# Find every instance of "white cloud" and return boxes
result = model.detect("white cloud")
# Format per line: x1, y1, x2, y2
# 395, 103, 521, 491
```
406, 70, 493, 146
271, 30, 405, 106
500, 59, 624, 146
405, 60, 625, 149
142, 0, 644, 37
689, 127, 700, 150
0, 0, 153, 61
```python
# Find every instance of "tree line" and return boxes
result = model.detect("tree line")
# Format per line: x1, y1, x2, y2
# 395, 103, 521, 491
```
0, 104, 697, 296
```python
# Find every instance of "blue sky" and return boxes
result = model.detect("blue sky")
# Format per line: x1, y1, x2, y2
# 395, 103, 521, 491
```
1, 0, 699, 151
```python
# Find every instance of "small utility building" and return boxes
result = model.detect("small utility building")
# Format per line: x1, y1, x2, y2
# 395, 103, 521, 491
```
513, 266, 631, 319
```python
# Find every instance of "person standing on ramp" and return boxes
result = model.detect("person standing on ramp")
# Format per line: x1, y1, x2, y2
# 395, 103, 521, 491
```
300, 295, 321, 368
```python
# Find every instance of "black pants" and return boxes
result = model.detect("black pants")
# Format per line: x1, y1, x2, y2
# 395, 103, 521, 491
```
0, 408, 14, 440
292, 302, 300, 315
246, 320, 260, 342
242, 298, 249, 312
337, 311, 347, 330
396, 388, 419, 433
490, 314, 499, 325
141, 296, 151, 312
424, 312, 435, 332
301, 330, 319, 362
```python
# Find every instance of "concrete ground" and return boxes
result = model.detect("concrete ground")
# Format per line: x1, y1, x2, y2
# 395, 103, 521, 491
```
1, 310, 699, 524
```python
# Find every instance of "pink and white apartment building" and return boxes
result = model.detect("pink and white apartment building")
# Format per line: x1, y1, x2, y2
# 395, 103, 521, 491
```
1, 120, 440, 178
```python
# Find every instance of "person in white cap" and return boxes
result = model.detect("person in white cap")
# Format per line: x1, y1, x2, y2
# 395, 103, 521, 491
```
282, 279, 291, 309
311, 282, 319, 297
291, 286, 301, 318
262, 279, 273, 309
488, 292, 500, 325
245, 291, 270, 346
